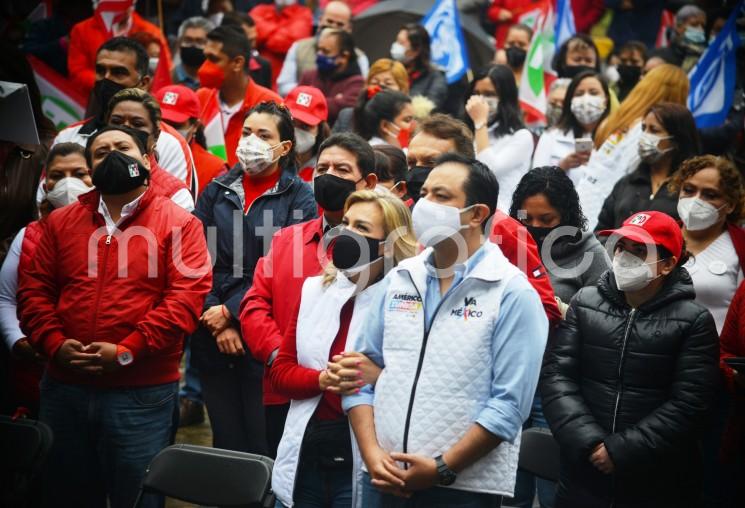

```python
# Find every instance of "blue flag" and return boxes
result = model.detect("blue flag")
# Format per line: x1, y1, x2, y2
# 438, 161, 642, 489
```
422, 0, 469, 84
688, 1, 744, 128
555, 0, 576, 48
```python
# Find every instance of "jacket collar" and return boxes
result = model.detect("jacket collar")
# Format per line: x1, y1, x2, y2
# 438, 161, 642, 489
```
78, 186, 155, 220
303, 216, 325, 245
214, 165, 298, 209
597, 266, 696, 312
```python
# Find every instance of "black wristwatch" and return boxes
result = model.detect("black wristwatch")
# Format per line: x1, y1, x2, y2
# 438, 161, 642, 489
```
434, 455, 457, 486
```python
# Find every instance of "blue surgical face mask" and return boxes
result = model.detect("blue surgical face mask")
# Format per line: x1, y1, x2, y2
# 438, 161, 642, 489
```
684, 26, 706, 45
316, 53, 338, 74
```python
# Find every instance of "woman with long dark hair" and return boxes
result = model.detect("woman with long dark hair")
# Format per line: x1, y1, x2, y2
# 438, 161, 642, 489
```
465, 64, 534, 212
352, 88, 414, 149
595, 102, 700, 231
533, 71, 611, 185
389, 23, 447, 109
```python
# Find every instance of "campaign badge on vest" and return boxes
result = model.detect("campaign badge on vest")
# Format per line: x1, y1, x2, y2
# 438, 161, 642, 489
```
450, 296, 484, 321
388, 292, 422, 314
128, 163, 140, 177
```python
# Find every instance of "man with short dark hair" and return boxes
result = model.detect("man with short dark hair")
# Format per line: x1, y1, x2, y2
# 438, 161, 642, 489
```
405, 114, 562, 326
240, 132, 377, 457
344, 153, 548, 507
19, 124, 212, 508
220, 12, 273, 88
173, 16, 216, 90
55, 37, 197, 190
196, 25, 282, 166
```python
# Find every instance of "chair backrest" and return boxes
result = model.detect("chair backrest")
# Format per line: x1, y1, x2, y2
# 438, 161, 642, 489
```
135, 444, 274, 508
517, 427, 560, 482
0, 415, 54, 474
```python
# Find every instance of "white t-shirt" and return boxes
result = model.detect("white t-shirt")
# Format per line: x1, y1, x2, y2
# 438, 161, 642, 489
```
532, 127, 590, 185
684, 229, 744, 335
476, 125, 534, 213
220, 99, 244, 131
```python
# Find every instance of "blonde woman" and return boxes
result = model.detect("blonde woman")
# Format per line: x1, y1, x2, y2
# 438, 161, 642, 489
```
270, 191, 417, 508
575, 64, 689, 230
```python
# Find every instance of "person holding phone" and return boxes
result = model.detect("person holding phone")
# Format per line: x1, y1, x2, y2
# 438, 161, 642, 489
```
533, 71, 611, 185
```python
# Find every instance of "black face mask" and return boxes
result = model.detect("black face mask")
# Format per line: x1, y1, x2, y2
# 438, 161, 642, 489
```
617, 64, 641, 86
505, 46, 527, 68
313, 173, 358, 211
180, 45, 206, 68
92, 150, 150, 195
86, 78, 127, 123
561, 64, 595, 79
526, 224, 559, 253
331, 228, 383, 271
405, 166, 432, 203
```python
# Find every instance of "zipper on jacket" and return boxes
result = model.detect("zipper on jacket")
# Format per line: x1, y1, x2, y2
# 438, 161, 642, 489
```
89, 233, 113, 342
609, 307, 637, 508
400, 271, 450, 460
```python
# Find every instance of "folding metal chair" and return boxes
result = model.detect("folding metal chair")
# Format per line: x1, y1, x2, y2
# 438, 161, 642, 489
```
517, 427, 560, 482
132, 444, 274, 508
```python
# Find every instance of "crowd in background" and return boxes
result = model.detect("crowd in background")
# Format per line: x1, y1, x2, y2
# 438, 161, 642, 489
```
1, 1, 745, 507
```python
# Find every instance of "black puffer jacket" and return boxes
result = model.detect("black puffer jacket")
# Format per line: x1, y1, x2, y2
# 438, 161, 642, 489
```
540, 268, 719, 508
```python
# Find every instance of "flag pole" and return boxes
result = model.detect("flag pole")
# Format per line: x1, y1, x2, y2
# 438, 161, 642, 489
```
157, 0, 164, 33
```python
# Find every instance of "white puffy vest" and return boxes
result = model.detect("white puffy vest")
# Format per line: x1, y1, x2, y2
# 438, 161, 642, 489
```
272, 273, 378, 507
373, 242, 524, 496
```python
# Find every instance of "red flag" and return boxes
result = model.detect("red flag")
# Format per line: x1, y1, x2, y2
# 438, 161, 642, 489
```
94, 0, 135, 36
656, 10, 675, 48
151, 52, 173, 95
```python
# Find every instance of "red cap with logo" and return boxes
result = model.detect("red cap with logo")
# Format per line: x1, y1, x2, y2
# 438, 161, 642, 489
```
598, 211, 683, 258
285, 86, 328, 126
154, 85, 201, 124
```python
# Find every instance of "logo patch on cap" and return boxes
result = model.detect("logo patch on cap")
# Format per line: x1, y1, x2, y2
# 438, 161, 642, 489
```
163, 91, 178, 105
128, 163, 140, 178
629, 213, 650, 226
296, 92, 312, 107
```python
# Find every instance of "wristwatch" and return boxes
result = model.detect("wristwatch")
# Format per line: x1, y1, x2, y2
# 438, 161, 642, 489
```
116, 345, 133, 367
434, 455, 457, 486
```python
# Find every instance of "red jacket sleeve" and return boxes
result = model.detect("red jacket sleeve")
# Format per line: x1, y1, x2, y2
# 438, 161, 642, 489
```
720, 281, 745, 393
18, 220, 68, 358
489, 212, 562, 328
67, 22, 96, 95
487, 1, 508, 22
269, 298, 323, 399
118, 216, 212, 359
252, 5, 313, 56
240, 248, 284, 363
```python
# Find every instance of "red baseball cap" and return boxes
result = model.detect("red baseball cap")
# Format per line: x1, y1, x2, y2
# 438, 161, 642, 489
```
598, 211, 683, 258
285, 86, 328, 126
154, 85, 201, 124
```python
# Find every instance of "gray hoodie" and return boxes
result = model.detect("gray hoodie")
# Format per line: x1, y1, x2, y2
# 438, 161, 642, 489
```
542, 231, 611, 304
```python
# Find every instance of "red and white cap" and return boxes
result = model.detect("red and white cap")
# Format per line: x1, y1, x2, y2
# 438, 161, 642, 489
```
154, 85, 201, 124
285, 86, 328, 126
598, 211, 683, 258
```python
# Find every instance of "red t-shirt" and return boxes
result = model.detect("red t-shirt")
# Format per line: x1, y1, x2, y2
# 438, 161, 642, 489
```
270, 298, 354, 420
241, 169, 281, 213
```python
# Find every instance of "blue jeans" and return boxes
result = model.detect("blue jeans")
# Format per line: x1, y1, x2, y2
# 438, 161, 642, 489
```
509, 395, 556, 508
38, 375, 178, 508
275, 461, 353, 508
179, 340, 203, 403
359, 472, 502, 508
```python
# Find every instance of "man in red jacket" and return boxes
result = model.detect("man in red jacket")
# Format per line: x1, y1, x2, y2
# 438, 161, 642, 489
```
18, 124, 212, 508
239, 132, 378, 457
250, 0, 313, 87
67, 0, 171, 98
196, 25, 282, 167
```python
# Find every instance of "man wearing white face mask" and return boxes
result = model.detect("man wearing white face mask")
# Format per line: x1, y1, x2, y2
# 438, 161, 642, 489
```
343, 153, 548, 507
541, 210, 719, 508
0, 143, 93, 414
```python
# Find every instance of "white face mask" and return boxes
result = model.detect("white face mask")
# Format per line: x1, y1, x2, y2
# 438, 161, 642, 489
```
570, 94, 606, 125
483, 96, 499, 117
638, 131, 673, 163
236, 134, 282, 175
46, 177, 91, 208
604, 65, 620, 84
612, 250, 662, 292
412, 198, 475, 247
294, 127, 315, 154
677, 196, 726, 231
390, 42, 407, 62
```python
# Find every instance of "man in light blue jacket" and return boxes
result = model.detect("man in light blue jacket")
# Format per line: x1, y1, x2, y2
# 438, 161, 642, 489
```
343, 153, 549, 507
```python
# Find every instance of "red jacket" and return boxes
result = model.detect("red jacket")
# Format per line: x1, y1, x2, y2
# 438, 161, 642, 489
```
239, 216, 327, 405
196, 81, 282, 167
18, 189, 212, 388
720, 278, 745, 463
67, 12, 172, 99
191, 142, 228, 195
249, 3, 313, 87
487, 0, 549, 48
149, 160, 190, 200
571, 0, 605, 33
489, 210, 562, 327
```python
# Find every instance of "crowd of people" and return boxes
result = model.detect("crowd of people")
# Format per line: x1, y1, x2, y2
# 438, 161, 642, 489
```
1, 0, 745, 507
